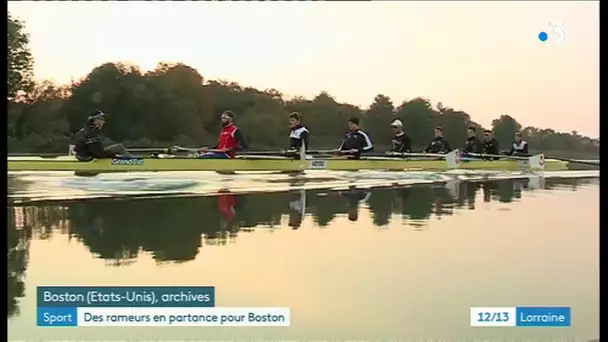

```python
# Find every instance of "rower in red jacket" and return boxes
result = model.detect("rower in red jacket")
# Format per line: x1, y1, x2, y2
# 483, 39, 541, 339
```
199, 110, 248, 159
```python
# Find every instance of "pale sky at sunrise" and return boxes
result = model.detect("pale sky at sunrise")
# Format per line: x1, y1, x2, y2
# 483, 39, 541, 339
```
8, 1, 599, 137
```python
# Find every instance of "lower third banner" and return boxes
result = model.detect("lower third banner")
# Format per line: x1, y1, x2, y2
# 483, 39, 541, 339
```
37, 307, 290, 327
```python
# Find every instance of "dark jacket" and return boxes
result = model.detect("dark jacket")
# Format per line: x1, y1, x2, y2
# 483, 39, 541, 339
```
424, 136, 451, 153
389, 132, 411, 153
463, 136, 483, 154
338, 129, 374, 156
73, 125, 113, 160
483, 138, 500, 155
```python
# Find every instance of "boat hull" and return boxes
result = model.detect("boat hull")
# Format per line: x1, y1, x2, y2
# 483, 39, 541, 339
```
7, 156, 569, 172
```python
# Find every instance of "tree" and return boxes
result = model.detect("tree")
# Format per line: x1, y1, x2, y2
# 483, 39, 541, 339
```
64, 63, 147, 141
396, 98, 435, 148
7, 13, 34, 102
492, 115, 522, 148
435, 104, 469, 147
4, 12, 599, 158
364, 94, 395, 143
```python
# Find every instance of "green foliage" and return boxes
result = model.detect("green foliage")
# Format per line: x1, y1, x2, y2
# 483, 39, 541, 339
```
6, 16, 599, 158
492, 115, 522, 147
7, 12, 34, 102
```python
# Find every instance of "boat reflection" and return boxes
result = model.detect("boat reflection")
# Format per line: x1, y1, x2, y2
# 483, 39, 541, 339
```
6, 176, 599, 318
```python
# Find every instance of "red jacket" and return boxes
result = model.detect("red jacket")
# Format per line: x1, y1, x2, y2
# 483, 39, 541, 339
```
215, 124, 245, 158
218, 195, 236, 220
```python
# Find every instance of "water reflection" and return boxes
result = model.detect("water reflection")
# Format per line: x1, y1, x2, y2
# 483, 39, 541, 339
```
6, 177, 598, 318
7, 208, 31, 318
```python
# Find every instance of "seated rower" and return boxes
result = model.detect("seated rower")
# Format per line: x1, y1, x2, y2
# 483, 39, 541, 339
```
335, 117, 373, 159
73, 110, 130, 161
463, 126, 483, 155
287, 112, 310, 156
509, 133, 529, 155
387, 119, 411, 153
424, 126, 451, 153
198, 110, 248, 159
482, 129, 500, 158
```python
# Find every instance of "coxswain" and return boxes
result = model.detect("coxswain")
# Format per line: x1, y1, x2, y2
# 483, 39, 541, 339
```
509, 133, 529, 155
482, 129, 500, 155
335, 117, 374, 159
73, 110, 130, 161
424, 126, 451, 153
387, 119, 411, 153
287, 112, 310, 153
198, 110, 248, 159
463, 126, 483, 154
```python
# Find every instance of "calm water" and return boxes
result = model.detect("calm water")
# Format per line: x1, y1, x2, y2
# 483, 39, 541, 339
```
7, 177, 599, 340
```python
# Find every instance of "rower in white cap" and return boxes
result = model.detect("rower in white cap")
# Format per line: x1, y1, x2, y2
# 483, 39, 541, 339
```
387, 119, 411, 153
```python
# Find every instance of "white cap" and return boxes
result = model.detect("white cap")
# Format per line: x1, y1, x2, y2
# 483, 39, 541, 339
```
390, 119, 403, 127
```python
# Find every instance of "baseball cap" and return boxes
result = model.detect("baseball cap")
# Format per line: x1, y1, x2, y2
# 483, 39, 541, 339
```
87, 109, 106, 121
390, 119, 403, 127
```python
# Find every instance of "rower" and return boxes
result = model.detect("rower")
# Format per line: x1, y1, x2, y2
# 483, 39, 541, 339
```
424, 126, 451, 153
387, 119, 411, 153
198, 110, 248, 159
73, 110, 130, 161
335, 117, 373, 159
509, 132, 529, 155
482, 129, 500, 156
463, 126, 483, 154
287, 112, 310, 156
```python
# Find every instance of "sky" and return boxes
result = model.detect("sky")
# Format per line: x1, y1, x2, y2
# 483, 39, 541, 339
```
8, 1, 600, 137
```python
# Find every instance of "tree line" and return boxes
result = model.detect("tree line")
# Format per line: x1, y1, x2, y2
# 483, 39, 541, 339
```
7, 13, 600, 158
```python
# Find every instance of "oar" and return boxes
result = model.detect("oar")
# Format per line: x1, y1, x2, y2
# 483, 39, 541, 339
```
155, 146, 459, 159
385, 151, 454, 158
127, 147, 172, 153
377, 150, 461, 168
168, 146, 337, 155
465, 152, 529, 161
244, 149, 337, 155
523, 154, 599, 167
8, 153, 68, 157
549, 157, 599, 167
466, 152, 600, 167
9, 147, 177, 157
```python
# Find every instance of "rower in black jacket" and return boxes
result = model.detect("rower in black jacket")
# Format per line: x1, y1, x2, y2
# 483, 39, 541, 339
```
482, 129, 500, 160
424, 126, 451, 153
387, 119, 411, 153
73, 110, 129, 161
463, 126, 483, 154
287, 112, 310, 153
336, 117, 373, 159
509, 133, 529, 155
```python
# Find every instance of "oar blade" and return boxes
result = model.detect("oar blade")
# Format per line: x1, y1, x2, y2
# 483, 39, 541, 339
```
528, 154, 546, 170
445, 149, 461, 169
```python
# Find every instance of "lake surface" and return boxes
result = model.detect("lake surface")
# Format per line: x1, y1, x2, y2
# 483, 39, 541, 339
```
7, 174, 599, 341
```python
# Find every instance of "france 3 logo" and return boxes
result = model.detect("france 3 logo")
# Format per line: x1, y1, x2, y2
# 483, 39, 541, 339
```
538, 22, 565, 44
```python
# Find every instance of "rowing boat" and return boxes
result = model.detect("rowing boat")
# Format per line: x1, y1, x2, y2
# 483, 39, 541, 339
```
7, 151, 567, 172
